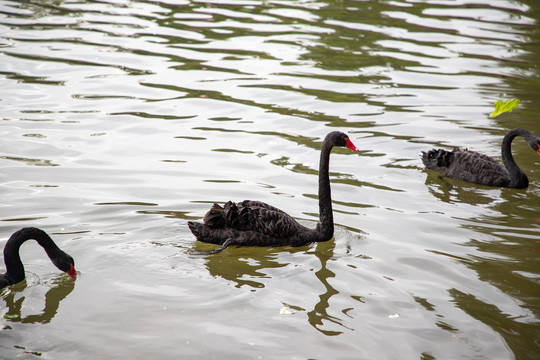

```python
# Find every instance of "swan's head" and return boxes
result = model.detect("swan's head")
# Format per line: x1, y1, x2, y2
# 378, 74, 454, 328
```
328, 131, 359, 152
52, 252, 77, 279
67, 263, 77, 278
337, 132, 359, 151
525, 131, 540, 155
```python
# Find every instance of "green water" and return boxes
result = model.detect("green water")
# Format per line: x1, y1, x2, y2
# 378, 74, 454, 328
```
1, 0, 539, 359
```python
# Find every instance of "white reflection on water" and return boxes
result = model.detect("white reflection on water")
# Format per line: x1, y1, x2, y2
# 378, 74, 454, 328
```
1, 0, 539, 359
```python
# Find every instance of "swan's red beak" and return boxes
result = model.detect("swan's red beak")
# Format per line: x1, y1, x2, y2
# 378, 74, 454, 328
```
345, 138, 359, 152
537, 144, 540, 155
67, 264, 77, 279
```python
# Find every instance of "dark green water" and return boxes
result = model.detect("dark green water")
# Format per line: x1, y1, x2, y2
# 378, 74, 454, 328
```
1, 0, 539, 359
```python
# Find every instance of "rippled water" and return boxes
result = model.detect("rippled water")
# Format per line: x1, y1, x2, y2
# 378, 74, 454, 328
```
1, 0, 539, 359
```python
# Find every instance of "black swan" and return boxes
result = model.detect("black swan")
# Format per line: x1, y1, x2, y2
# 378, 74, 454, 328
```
188, 131, 359, 254
1, 227, 76, 289
421, 128, 540, 188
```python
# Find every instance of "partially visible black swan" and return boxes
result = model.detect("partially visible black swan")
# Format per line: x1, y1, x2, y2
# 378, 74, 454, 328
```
188, 131, 359, 254
421, 128, 540, 188
1, 227, 76, 289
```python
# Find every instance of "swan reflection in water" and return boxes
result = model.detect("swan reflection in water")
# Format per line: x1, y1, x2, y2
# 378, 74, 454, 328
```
1, 277, 75, 324
201, 234, 359, 336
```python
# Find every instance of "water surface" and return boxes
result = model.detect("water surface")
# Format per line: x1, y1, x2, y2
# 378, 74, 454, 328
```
1, 0, 539, 359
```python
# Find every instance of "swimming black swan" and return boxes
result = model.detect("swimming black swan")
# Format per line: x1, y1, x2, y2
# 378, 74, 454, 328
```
1, 227, 76, 289
421, 128, 540, 188
188, 131, 359, 254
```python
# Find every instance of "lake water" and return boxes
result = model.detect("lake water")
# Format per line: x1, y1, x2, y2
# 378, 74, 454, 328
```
1, 0, 539, 359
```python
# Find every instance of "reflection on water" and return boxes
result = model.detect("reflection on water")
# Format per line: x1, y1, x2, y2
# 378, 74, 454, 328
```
202, 247, 289, 289
425, 172, 540, 357
450, 288, 539, 360
201, 238, 352, 336
305, 241, 349, 336
459, 203, 540, 356
424, 173, 503, 205
1, 0, 540, 358
2, 277, 75, 324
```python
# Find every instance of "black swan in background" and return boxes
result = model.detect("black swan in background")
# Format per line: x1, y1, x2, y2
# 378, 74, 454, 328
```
188, 131, 359, 254
1, 227, 76, 289
421, 128, 540, 188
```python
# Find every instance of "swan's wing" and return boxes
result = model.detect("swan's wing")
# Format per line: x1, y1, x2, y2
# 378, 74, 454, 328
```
203, 203, 226, 228
449, 149, 510, 185
422, 148, 454, 172
236, 200, 305, 238
238, 200, 286, 215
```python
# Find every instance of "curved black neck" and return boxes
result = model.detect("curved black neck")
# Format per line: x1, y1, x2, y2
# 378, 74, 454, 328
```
317, 140, 334, 241
501, 128, 529, 188
2, 227, 62, 286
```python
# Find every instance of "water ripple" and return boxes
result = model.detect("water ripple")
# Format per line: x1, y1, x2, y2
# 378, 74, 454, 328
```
1, 0, 539, 359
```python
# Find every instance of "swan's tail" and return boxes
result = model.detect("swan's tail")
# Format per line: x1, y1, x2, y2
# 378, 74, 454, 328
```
188, 220, 232, 245
188, 221, 217, 243
202, 203, 227, 228
201, 201, 241, 228
421, 148, 454, 171
187, 221, 204, 239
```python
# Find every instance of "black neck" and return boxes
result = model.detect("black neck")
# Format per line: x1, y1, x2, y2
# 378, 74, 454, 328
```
2, 227, 61, 285
501, 128, 529, 188
317, 141, 334, 241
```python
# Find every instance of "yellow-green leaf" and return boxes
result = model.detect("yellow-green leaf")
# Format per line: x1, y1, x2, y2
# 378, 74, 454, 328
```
489, 98, 520, 118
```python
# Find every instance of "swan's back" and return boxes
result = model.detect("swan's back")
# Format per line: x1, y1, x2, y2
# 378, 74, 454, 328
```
205, 200, 308, 238
187, 199, 320, 251
422, 148, 511, 187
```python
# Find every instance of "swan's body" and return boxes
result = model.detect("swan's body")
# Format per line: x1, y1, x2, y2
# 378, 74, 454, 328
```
421, 128, 540, 188
1, 227, 76, 289
188, 131, 358, 253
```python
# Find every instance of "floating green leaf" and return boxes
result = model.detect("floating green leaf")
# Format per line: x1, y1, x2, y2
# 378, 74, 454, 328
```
489, 98, 520, 118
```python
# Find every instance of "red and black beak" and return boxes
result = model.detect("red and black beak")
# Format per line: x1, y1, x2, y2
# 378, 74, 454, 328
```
67, 263, 77, 279
345, 137, 359, 152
